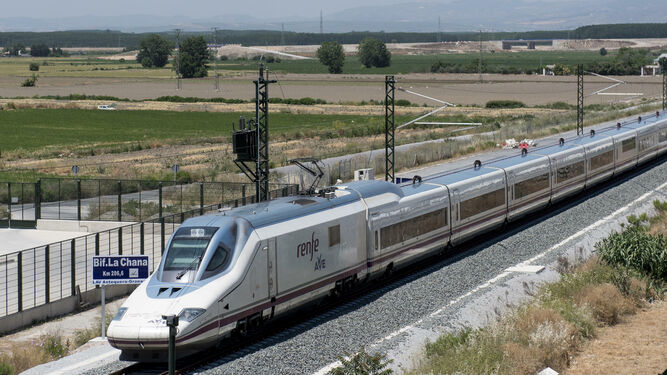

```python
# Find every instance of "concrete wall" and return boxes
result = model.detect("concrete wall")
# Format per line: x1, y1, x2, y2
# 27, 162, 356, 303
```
0, 284, 136, 335
37, 219, 135, 233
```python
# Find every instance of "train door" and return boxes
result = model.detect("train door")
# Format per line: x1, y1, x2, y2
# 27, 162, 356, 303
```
450, 188, 461, 244
267, 238, 278, 301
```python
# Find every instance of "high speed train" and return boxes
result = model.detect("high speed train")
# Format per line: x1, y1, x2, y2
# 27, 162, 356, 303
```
107, 112, 667, 361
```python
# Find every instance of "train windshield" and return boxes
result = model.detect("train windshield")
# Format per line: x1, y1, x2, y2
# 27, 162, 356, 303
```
162, 227, 218, 279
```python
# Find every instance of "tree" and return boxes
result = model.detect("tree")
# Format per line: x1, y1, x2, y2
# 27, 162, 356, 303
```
176, 36, 210, 78
29, 63, 39, 71
136, 34, 174, 68
317, 41, 345, 74
30, 44, 50, 57
51, 47, 65, 57
358, 37, 391, 68
599, 47, 608, 56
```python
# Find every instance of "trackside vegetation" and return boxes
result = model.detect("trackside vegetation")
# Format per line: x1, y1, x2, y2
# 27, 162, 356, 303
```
399, 201, 666, 375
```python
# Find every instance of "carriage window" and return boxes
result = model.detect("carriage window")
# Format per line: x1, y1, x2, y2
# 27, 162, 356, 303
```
622, 137, 636, 153
639, 136, 654, 152
590, 150, 613, 170
660, 130, 667, 143
556, 161, 585, 184
329, 225, 340, 247
374, 231, 378, 250
460, 189, 505, 220
514, 173, 549, 199
380, 208, 447, 249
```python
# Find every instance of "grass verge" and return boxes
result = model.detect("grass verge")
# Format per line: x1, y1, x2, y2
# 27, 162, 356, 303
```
0, 311, 115, 375
402, 202, 666, 375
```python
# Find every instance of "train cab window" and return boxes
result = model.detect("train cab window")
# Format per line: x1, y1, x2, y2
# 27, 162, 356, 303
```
201, 243, 232, 279
590, 150, 613, 170
556, 161, 584, 184
161, 227, 218, 282
622, 137, 636, 153
329, 225, 340, 247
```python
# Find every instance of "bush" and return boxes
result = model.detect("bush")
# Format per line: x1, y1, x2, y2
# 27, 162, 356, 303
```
28, 63, 39, 71
596, 222, 666, 281
485, 100, 525, 109
328, 347, 392, 375
395, 99, 412, 107
0, 360, 14, 375
21, 74, 38, 87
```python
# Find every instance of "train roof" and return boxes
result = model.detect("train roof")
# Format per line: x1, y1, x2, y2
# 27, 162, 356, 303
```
486, 151, 547, 169
400, 180, 443, 196
186, 180, 404, 228
424, 165, 502, 186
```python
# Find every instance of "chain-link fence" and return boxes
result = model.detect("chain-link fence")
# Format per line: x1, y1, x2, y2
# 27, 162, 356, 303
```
1, 178, 295, 227
0, 183, 298, 319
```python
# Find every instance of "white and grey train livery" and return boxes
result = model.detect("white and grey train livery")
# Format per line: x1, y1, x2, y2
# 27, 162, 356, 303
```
107, 113, 667, 361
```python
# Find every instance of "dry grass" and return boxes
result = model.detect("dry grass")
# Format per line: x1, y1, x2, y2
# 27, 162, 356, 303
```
575, 283, 636, 326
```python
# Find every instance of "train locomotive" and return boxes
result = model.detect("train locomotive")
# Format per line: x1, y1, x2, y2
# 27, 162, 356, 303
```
107, 113, 667, 361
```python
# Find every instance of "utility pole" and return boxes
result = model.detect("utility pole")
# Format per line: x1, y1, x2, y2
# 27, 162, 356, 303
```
320, 10, 323, 35
213, 27, 219, 91
385, 76, 396, 183
663, 65, 666, 111
232, 65, 276, 202
281, 23, 285, 45
438, 17, 441, 43
255, 64, 276, 201
577, 64, 584, 136
175, 29, 182, 90
478, 30, 483, 83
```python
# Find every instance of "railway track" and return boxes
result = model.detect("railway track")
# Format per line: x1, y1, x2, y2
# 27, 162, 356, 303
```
106, 156, 666, 375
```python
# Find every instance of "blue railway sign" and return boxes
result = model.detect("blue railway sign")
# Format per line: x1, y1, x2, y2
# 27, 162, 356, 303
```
93, 255, 149, 285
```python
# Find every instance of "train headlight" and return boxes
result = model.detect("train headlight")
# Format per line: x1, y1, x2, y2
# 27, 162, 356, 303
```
178, 308, 206, 323
113, 307, 128, 321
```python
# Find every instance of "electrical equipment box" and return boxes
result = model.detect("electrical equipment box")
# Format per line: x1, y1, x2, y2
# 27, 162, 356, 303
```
354, 168, 374, 181
232, 117, 258, 162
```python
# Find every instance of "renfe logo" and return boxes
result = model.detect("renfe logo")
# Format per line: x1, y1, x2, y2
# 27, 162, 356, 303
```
296, 232, 320, 261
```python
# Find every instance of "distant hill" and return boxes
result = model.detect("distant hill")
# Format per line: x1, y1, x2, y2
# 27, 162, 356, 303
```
2, 23, 667, 49
0, 0, 666, 33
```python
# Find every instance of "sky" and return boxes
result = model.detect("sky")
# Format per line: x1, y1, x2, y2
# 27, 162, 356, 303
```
2, 0, 409, 19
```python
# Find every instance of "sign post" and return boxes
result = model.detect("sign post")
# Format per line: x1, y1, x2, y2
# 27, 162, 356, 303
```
92, 255, 149, 339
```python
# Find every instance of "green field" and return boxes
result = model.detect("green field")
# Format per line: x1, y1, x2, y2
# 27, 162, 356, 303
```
0, 50, 612, 78
222, 51, 612, 74
0, 108, 421, 153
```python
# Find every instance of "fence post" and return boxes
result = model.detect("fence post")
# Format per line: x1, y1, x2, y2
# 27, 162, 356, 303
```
45, 245, 50, 304
158, 182, 163, 218
95, 233, 100, 256
77, 179, 82, 221
70, 239, 76, 297
160, 217, 166, 255
200, 183, 204, 215
7, 183, 11, 227
35, 179, 41, 220
140, 222, 145, 255
117, 181, 122, 222
17, 252, 22, 312
242, 185, 246, 206
118, 228, 123, 255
